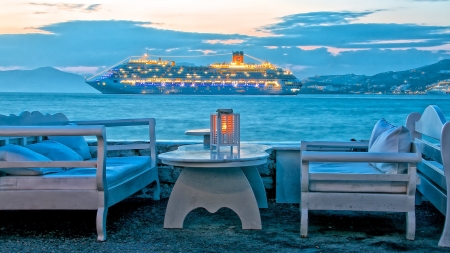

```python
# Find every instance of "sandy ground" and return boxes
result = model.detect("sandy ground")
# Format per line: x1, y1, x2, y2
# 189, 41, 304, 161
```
0, 198, 448, 252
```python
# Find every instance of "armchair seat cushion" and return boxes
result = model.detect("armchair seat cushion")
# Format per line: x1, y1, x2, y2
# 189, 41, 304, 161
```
309, 162, 407, 193
0, 156, 151, 190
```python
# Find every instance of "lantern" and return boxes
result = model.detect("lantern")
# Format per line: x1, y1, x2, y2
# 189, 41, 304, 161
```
210, 109, 240, 152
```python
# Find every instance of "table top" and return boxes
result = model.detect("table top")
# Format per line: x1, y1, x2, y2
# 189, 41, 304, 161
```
184, 129, 210, 136
158, 144, 272, 167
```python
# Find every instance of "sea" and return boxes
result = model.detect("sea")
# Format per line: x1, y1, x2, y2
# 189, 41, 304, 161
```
0, 93, 449, 142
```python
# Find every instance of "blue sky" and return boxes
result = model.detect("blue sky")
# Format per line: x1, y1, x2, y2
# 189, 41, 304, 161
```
0, 0, 449, 78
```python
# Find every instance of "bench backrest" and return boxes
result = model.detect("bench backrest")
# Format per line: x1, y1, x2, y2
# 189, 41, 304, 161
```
406, 105, 450, 214
0, 111, 70, 146
0, 111, 69, 126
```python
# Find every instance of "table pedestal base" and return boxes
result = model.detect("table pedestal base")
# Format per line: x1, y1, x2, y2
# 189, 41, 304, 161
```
164, 167, 262, 229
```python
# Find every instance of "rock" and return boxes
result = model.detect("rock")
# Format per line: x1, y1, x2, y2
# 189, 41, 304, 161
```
256, 163, 272, 176
262, 177, 274, 190
158, 166, 182, 183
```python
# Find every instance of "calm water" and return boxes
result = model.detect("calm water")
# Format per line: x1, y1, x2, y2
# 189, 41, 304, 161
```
0, 93, 449, 142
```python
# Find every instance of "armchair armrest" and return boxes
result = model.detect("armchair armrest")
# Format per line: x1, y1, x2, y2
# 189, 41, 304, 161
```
0, 125, 108, 191
301, 141, 369, 151
302, 150, 422, 163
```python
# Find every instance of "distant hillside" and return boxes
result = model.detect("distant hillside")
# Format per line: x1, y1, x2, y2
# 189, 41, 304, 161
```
303, 59, 450, 94
0, 67, 98, 93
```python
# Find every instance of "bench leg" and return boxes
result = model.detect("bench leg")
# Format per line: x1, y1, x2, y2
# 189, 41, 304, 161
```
438, 204, 450, 247
406, 211, 415, 240
153, 178, 161, 201
96, 193, 108, 242
164, 167, 261, 229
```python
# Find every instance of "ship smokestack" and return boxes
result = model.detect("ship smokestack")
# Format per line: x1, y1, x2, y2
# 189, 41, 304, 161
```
232, 51, 244, 64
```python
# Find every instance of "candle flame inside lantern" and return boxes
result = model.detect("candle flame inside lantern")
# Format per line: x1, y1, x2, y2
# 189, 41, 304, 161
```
221, 115, 234, 134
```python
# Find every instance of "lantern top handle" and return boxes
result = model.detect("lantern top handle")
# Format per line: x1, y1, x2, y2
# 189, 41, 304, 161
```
216, 109, 233, 114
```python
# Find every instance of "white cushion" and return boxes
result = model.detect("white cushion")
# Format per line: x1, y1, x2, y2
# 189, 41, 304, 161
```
0, 156, 152, 190
368, 118, 395, 148
369, 126, 412, 174
26, 140, 83, 161
0, 144, 63, 176
48, 135, 92, 160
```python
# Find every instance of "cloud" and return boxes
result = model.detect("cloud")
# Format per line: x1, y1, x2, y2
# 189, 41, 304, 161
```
352, 39, 432, 45
55, 66, 103, 75
203, 39, 245, 45
0, 66, 27, 71
259, 11, 376, 32
256, 11, 450, 50
28, 3, 102, 13
0, 18, 449, 79
188, 50, 217, 55
85, 4, 101, 12
279, 64, 310, 72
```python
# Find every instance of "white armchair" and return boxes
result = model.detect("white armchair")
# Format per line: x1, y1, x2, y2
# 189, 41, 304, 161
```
300, 139, 421, 240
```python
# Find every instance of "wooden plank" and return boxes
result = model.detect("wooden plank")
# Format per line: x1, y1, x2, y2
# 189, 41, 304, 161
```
0, 190, 98, 209
0, 161, 97, 168
302, 151, 421, 163
418, 161, 446, 190
72, 118, 155, 127
89, 143, 151, 152
416, 138, 442, 163
302, 141, 368, 152
306, 192, 411, 211
309, 173, 410, 182
0, 125, 104, 137
417, 173, 447, 215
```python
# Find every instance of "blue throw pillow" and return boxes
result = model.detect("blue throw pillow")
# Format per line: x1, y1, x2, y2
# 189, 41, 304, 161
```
26, 140, 83, 161
0, 144, 63, 176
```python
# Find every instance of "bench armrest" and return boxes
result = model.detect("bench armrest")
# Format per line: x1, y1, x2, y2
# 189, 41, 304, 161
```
0, 125, 108, 191
71, 118, 157, 168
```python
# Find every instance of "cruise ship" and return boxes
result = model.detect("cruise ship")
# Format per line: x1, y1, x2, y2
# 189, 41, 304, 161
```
85, 51, 302, 95
427, 81, 450, 95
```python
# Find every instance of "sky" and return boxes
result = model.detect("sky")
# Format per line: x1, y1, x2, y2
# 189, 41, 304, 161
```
0, 0, 449, 78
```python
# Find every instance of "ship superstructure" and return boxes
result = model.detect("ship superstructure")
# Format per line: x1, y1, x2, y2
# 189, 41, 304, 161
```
86, 51, 302, 95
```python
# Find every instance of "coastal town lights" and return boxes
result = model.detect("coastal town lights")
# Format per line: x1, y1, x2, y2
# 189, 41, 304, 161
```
210, 109, 240, 152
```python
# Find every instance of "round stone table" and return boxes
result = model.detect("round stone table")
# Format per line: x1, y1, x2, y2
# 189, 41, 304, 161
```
159, 143, 271, 230
184, 128, 210, 146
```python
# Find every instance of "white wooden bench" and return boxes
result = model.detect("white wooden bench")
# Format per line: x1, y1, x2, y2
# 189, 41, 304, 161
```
0, 111, 160, 241
406, 105, 450, 247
